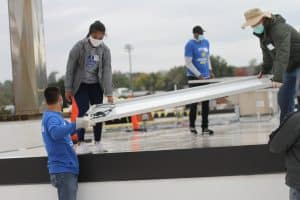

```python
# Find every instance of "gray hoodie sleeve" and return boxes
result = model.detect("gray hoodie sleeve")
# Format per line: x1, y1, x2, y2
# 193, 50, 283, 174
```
65, 43, 81, 92
102, 46, 113, 96
269, 113, 300, 153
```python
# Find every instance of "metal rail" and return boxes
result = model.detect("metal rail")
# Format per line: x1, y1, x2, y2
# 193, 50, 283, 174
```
187, 76, 252, 84
88, 76, 272, 123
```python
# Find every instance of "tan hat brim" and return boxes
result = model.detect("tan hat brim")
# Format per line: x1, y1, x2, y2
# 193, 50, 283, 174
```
241, 12, 271, 29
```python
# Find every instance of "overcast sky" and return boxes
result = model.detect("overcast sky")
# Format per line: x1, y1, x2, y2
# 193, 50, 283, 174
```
0, 0, 300, 81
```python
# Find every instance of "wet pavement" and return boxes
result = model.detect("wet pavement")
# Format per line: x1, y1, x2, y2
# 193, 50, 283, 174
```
0, 113, 279, 158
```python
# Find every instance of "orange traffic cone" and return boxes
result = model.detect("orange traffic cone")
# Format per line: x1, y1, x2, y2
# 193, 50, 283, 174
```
70, 97, 78, 143
127, 94, 141, 131
131, 115, 140, 131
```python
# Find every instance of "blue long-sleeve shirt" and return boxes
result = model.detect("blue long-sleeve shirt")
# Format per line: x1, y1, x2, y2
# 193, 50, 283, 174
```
41, 110, 79, 175
184, 39, 211, 78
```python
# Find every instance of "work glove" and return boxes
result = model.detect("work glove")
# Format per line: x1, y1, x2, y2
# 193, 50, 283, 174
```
271, 81, 282, 88
76, 117, 93, 130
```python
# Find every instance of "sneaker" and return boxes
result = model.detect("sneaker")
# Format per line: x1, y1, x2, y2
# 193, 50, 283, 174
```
202, 128, 214, 136
93, 142, 108, 153
76, 142, 92, 155
190, 127, 198, 134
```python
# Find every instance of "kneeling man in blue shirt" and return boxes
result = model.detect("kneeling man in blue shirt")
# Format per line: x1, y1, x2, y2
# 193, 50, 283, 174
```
42, 87, 91, 200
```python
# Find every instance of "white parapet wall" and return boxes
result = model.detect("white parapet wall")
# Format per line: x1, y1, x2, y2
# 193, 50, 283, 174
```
0, 174, 288, 200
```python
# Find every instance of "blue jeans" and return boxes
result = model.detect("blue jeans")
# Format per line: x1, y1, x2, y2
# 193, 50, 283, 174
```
290, 187, 300, 200
50, 173, 78, 200
74, 83, 104, 142
278, 69, 300, 123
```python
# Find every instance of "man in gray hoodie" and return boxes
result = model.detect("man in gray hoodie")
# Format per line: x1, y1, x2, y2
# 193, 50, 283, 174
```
269, 111, 300, 200
65, 20, 113, 154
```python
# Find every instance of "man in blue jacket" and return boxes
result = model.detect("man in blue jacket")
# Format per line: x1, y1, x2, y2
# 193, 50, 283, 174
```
185, 25, 215, 135
42, 87, 91, 200
269, 111, 300, 200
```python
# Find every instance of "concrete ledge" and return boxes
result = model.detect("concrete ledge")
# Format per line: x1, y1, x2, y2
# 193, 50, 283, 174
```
0, 144, 284, 185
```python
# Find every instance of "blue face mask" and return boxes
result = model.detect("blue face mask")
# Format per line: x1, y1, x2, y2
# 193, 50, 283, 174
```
196, 35, 205, 41
253, 24, 264, 34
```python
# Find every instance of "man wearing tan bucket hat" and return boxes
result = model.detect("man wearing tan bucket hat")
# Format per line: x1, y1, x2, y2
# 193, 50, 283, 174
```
243, 8, 300, 200
242, 8, 300, 124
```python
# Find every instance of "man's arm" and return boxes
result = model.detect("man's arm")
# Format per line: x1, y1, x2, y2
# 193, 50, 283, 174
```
272, 25, 292, 82
208, 57, 215, 78
184, 42, 201, 77
260, 41, 273, 75
65, 43, 80, 92
47, 117, 76, 141
102, 46, 113, 96
185, 57, 202, 77
208, 57, 212, 70
207, 41, 215, 78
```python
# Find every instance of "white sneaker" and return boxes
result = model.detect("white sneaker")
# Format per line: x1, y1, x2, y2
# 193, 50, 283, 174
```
93, 142, 107, 153
76, 142, 92, 155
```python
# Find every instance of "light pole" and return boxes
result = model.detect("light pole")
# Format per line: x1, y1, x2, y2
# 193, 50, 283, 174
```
124, 44, 134, 96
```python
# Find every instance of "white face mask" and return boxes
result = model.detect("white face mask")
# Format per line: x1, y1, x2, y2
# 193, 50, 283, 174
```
89, 36, 103, 47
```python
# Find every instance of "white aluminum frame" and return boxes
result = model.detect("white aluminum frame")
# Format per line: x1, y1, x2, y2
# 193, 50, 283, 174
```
88, 76, 272, 123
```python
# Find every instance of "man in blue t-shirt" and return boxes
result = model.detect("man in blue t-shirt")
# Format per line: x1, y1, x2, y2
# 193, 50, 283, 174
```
42, 87, 91, 200
184, 25, 215, 135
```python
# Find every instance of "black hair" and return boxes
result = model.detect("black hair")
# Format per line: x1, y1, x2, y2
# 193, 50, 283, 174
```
44, 86, 61, 105
86, 20, 106, 37
192, 25, 204, 34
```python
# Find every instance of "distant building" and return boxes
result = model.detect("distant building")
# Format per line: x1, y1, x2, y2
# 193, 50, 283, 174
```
114, 88, 150, 98
234, 66, 257, 76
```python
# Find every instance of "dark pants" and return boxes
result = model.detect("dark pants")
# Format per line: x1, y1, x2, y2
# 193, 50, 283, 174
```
188, 76, 209, 129
74, 83, 103, 142
278, 69, 300, 123
50, 173, 78, 200
290, 187, 300, 200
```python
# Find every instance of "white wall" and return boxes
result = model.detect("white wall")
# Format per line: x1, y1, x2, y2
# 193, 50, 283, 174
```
0, 173, 288, 200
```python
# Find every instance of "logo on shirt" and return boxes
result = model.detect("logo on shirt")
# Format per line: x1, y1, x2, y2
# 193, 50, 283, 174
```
198, 47, 208, 64
86, 55, 99, 70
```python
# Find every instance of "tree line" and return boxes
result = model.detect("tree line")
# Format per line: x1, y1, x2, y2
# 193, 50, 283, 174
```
0, 55, 261, 108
